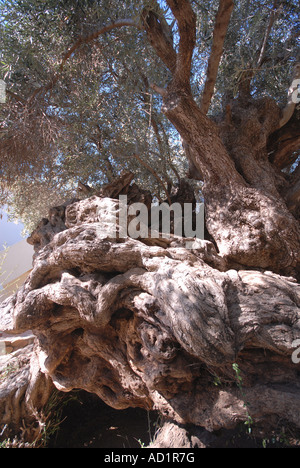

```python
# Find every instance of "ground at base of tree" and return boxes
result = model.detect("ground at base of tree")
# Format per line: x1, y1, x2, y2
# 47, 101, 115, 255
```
48, 391, 300, 449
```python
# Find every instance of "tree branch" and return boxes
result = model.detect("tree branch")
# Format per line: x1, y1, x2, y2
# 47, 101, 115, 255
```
6, 89, 26, 104
269, 132, 300, 170
166, 0, 196, 87
284, 163, 300, 218
149, 82, 167, 97
30, 19, 142, 100
141, 8, 177, 74
256, 0, 281, 69
141, 1, 196, 90
200, 0, 234, 114
61, 19, 142, 69
238, 0, 282, 98
132, 153, 172, 205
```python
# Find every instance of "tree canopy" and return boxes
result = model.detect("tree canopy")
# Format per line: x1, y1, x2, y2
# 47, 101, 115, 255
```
0, 0, 299, 231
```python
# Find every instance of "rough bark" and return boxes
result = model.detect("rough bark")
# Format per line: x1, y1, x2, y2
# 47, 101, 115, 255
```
200, 0, 234, 114
1, 193, 300, 443
268, 107, 300, 171
142, 0, 300, 277
0, 344, 54, 443
162, 89, 300, 275
1, 0, 299, 447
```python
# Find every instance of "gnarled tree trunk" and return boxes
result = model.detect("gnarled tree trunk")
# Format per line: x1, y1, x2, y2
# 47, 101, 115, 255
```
1, 0, 300, 448
143, 0, 300, 278
0, 180, 299, 445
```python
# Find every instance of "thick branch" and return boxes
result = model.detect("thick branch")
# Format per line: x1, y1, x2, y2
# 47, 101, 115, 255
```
284, 164, 300, 217
200, 0, 234, 114
268, 109, 300, 169
141, 8, 177, 74
161, 93, 300, 273
166, 0, 196, 87
182, 139, 203, 180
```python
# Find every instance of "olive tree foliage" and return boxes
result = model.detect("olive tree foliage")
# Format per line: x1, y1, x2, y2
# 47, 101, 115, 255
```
193, 0, 299, 108
0, 0, 298, 231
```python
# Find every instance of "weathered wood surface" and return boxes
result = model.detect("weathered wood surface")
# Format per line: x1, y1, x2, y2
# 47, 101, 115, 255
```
1, 192, 299, 444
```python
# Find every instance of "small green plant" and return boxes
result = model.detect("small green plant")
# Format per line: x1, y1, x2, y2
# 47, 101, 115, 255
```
279, 427, 289, 445
232, 363, 253, 435
262, 438, 267, 448
261, 426, 297, 448
137, 438, 146, 448
37, 390, 80, 447
213, 375, 222, 386
0, 391, 80, 448
136, 411, 162, 448
0, 363, 20, 382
